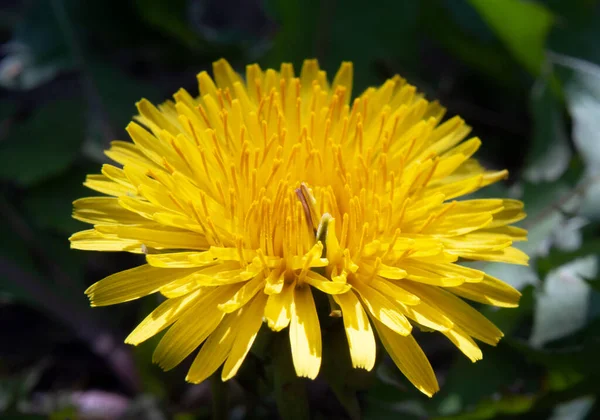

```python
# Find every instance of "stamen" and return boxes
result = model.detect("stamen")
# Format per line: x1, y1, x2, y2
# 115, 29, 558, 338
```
381, 228, 401, 261
340, 213, 349, 249
235, 235, 247, 268
256, 248, 270, 275
197, 104, 212, 128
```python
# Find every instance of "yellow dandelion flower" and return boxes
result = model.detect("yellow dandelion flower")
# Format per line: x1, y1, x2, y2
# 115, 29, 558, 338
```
70, 59, 527, 397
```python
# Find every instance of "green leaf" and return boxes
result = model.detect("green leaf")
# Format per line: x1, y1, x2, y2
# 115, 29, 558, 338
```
0, 99, 85, 186
507, 321, 600, 379
561, 56, 600, 174
435, 343, 540, 415
524, 78, 570, 183
420, 0, 522, 90
469, 0, 554, 75
530, 256, 597, 348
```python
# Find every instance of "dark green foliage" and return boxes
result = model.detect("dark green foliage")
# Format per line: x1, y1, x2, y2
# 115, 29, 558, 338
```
1, 0, 600, 418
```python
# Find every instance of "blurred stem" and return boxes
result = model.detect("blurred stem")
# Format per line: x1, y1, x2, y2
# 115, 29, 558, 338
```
211, 374, 229, 420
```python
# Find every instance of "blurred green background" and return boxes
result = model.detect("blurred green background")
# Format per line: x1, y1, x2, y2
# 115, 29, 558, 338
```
1, 0, 600, 418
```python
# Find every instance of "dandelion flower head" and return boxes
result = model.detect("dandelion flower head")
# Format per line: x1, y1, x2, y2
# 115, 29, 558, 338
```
70, 59, 527, 396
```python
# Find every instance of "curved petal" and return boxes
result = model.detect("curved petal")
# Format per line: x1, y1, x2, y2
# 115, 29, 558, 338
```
352, 280, 412, 336
449, 273, 522, 308
264, 280, 295, 331
222, 292, 268, 380
334, 291, 376, 370
186, 311, 240, 384
85, 264, 198, 306
443, 327, 482, 362
126, 289, 202, 345
402, 282, 503, 345
152, 285, 238, 370
290, 285, 321, 379
304, 271, 351, 295
218, 274, 265, 313
371, 317, 439, 397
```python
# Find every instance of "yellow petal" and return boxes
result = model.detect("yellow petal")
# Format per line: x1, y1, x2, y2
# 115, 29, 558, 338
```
153, 285, 238, 370
369, 277, 420, 305
218, 274, 265, 313
399, 300, 454, 332
186, 311, 240, 384
70, 229, 142, 253
351, 281, 412, 336
440, 233, 513, 253
443, 327, 482, 362
147, 251, 215, 268
135, 100, 179, 136
290, 285, 321, 379
264, 280, 294, 331
487, 200, 526, 228
478, 226, 528, 241
213, 58, 244, 91
159, 276, 203, 298
191, 263, 259, 286
222, 292, 268, 380
73, 197, 146, 225
197, 70, 218, 98
300, 59, 320, 97
332, 62, 353, 104
95, 224, 210, 250
377, 264, 407, 280
118, 196, 160, 220
372, 317, 439, 397
125, 289, 202, 345
264, 268, 285, 295
334, 291, 376, 370
451, 246, 529, 265
325, 218, 344, 265
102, 164, 137, 190
209, 246, 258, 262
402, 283, 503, 345
404, 262, 484, 284
291, 242, 328, 270
403, 264, 465, 287
303, 271, 351, 295
85, 264, 198, 306
104, 140, 159, 170
450, 273, 522, 308
84, 174, 133, 197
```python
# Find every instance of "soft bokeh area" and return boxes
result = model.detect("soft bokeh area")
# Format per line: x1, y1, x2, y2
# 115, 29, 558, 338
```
1, 0, 599, 418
